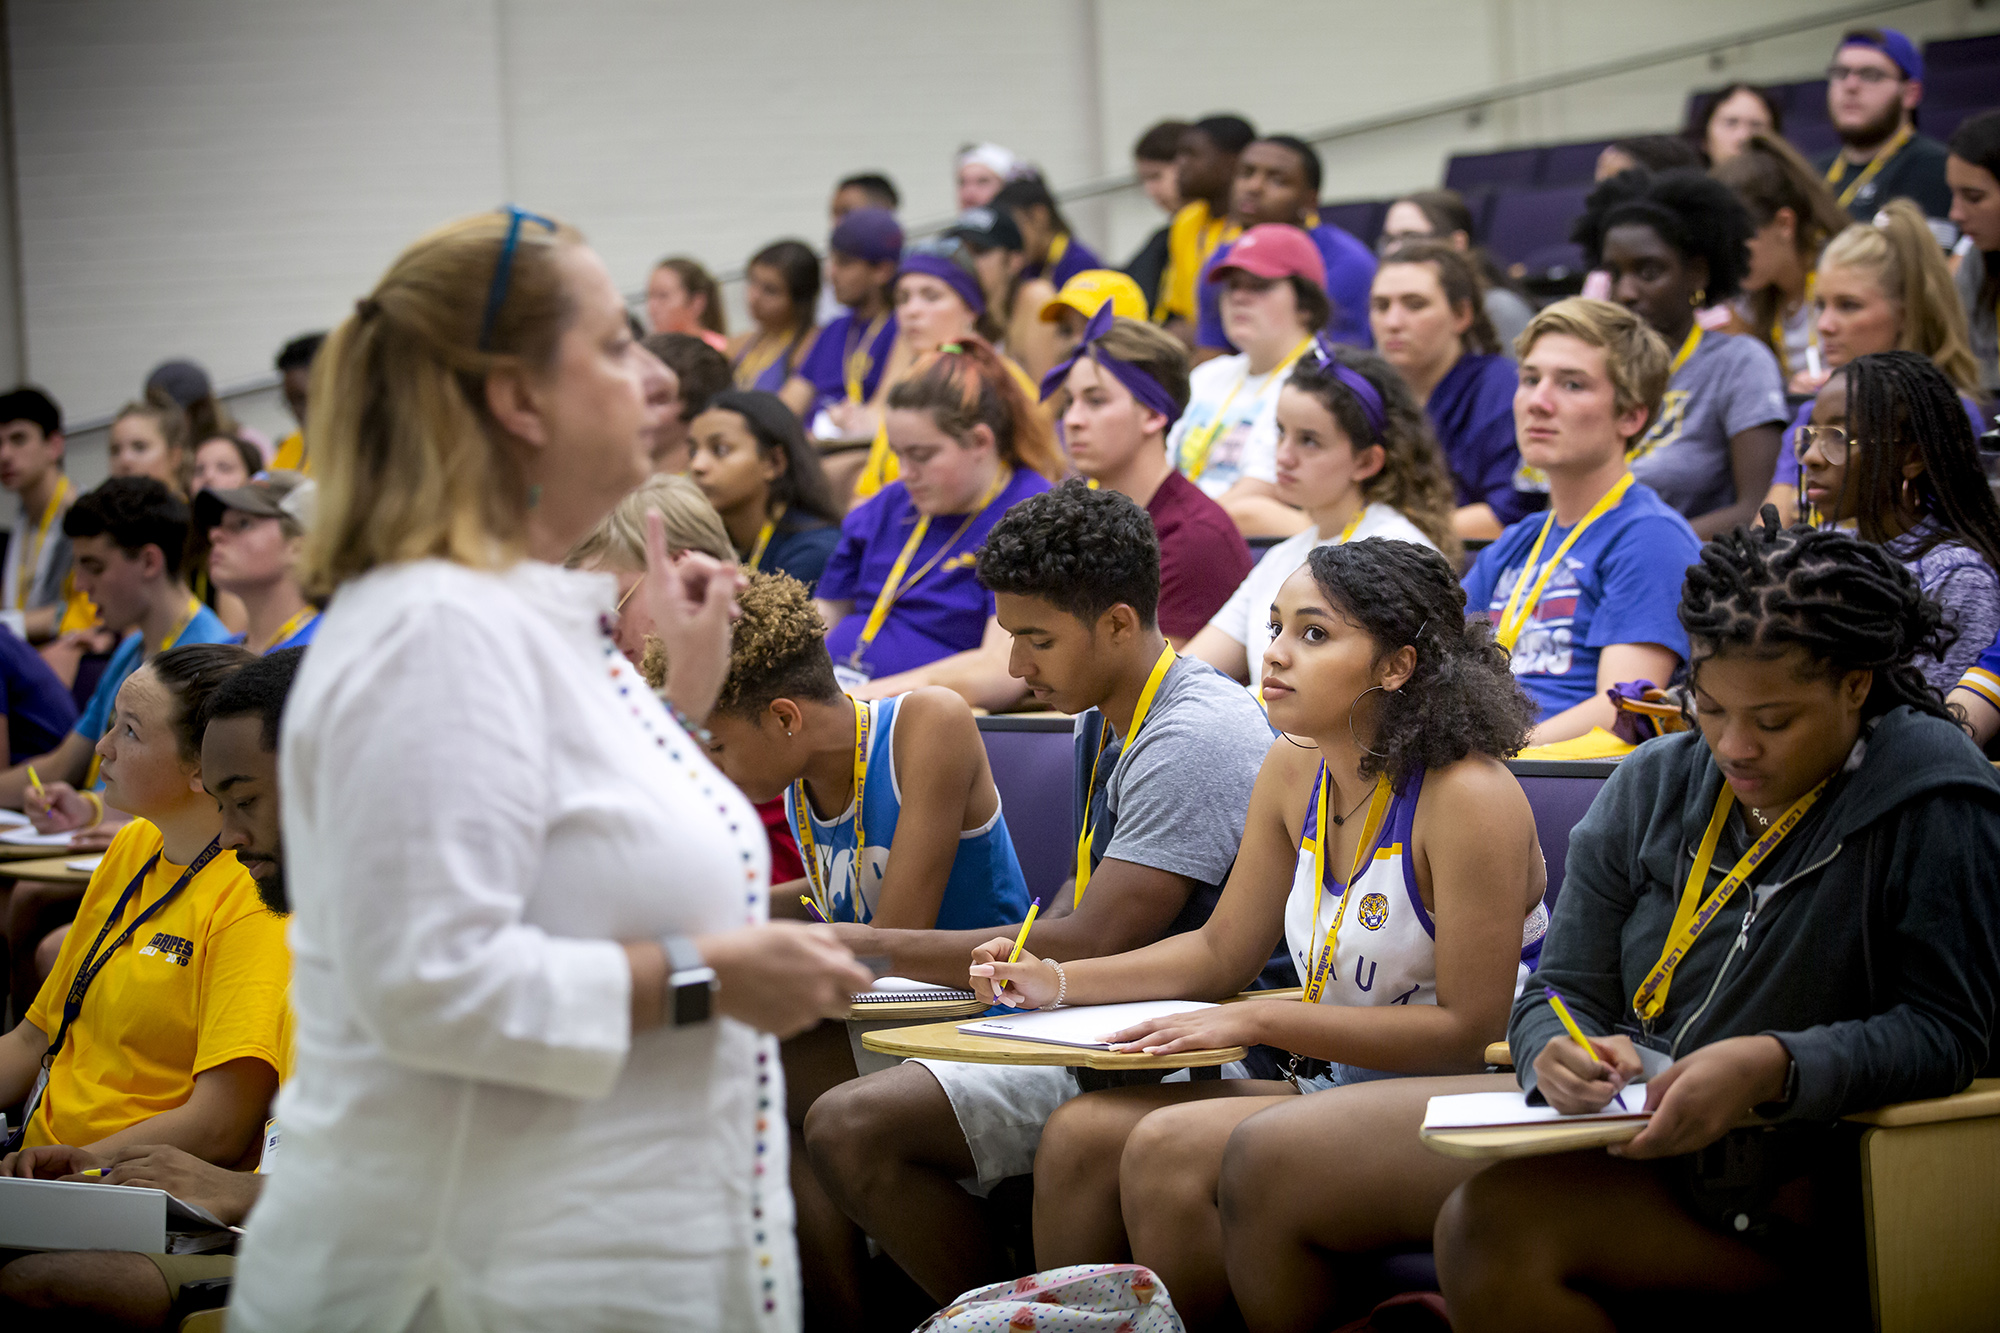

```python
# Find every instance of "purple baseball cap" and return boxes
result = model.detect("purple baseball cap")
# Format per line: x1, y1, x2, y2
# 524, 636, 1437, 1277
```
1838, 27, 1922, 83
830, 207, 904, 265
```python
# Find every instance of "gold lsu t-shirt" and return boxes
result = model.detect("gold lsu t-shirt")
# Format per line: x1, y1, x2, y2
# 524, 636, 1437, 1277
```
25, 819, 289, 1149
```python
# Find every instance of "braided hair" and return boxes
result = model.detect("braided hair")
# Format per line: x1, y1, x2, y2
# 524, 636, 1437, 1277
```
1304, 538, 1535, 790
1838, 350, 2000, 572
1679, 508, 1953, 721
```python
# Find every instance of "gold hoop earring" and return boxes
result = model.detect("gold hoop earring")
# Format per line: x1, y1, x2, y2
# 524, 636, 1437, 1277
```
1348, 685, 1389, 759
1689, 288, 1707, 307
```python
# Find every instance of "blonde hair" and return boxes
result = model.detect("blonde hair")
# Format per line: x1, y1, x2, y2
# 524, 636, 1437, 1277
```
300, 209, 585, 598
1515, 298, 1672, 443
1818, 200, 1983, 395
565, 474, 734, 570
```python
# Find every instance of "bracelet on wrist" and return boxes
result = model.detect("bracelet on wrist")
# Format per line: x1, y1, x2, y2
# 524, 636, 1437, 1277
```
80, 790, 104, 829
1047, 958, 1068, 1009
661, 696, 716, 748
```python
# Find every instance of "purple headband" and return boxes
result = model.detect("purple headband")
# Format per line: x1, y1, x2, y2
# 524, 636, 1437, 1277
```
1037, 302, 1184, 428
1306, 339, 1385, 442
897, 251, 986, 317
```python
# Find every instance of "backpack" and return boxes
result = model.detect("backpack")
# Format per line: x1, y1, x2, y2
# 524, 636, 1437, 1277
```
919, 1264, 1183, 1332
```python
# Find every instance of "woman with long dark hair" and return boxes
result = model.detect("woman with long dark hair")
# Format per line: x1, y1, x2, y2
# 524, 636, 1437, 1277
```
1948, 111, 2000, 395
731, 239, 821, 394
688, 389, 843, 589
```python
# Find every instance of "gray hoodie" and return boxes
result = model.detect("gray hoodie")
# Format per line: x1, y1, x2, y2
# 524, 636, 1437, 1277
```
1511, 706, 2000, 1123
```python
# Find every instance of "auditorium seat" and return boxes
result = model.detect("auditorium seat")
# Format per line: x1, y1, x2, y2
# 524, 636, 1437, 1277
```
1924, 31, 2000, 69
1445, 146, 1542, 191
977, 714, 1075, 896
1537, 139, 1614, 187
1482, 185, 1591, 269
1319, 198, 1387, 249
1505, 757, 1614, 907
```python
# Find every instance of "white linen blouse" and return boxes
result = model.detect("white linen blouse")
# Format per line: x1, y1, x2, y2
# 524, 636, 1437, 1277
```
230, 559, 793, 1332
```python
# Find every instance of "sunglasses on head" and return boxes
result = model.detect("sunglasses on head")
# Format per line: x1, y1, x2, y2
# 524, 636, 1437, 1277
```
478, 205, 558, 352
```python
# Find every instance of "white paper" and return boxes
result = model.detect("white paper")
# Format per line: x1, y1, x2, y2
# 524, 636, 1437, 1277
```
957, 999, 1217, 1049
0, 826, 83, 847
1422, 1087, 1651, 1131
0, 808, 31, 828
65, 856, 105, 873
851, 977, 976, 1003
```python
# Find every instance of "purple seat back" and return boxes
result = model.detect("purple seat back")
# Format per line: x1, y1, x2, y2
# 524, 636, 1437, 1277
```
978, 716, 1076, 900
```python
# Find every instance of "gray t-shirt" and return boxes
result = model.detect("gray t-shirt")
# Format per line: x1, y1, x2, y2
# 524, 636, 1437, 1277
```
1888, 527, 2000, 693
1627, 331, 1788, 520
1076, 655, 1272, 933
1956, 247, 1999, 398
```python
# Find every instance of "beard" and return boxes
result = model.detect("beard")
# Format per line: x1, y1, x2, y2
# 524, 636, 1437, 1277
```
254, 864, 290, 916
1839, 99, 1904, 152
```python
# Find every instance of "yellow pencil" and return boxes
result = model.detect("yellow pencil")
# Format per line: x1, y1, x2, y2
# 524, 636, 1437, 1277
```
25, 764, 43, 798
1007, 898, 1042, 963
1543, 988, 1601, 1067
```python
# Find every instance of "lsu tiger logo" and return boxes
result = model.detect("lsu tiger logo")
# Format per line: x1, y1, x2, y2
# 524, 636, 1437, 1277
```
1357, 892, 1390, 931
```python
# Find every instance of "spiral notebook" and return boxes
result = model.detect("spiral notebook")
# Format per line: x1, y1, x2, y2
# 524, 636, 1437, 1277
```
851, 977, 977, 1004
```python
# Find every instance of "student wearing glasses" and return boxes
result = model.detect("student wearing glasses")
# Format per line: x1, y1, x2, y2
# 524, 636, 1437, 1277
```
1816, 27, 1953, 222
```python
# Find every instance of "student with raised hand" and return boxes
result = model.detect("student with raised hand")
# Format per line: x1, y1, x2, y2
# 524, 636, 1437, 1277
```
195, 473, 320, 655
784, 207, 902, 434
1796, 351, 2000, 692
1155, 114, 1257, 338
0, 643, 283, 1177
646, 255, 729, 352
644, 330, 732, 475
688, 390, 843, 589
1047, 310, 1251, 644
804, 481, 1277, 1309
107, 397, 192, 498
1764, 202, 1989, 523
1436, 515, 2000, 1331
1010, 538, 1541, 1328
1376, 190, 1535, 355
0, 386, 77, 643
1195, 135, 1376, 356
1125, 118, 1190, 314
818, 339, 1059, 707
1370, 240, 1538, 539
1818, 26, 1952, 221
996, 174, 1102, 292
1712, 134, 1850, 387
731, 239, 821, 394
1166, 224, 1327, 520
1948, 111, 2000, 396
1463, 299, 1703, 744
1575, 168, 1791, 537
1190, 345, 1457, 693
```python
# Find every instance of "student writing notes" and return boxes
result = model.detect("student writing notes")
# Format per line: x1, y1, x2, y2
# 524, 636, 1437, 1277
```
1461, 299, 1703, 744
1436, 514, 2000, 1329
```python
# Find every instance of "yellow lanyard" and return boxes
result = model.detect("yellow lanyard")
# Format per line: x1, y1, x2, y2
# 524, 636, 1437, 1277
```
15, 475, 70, 608
1494, 472, 1635, 651
1180, 338, 1314, 480
1074, 646, 1176, 904
843, 313, 888, 404
253, 606, 317, 656
1045, 233, 1070, 272
852, 468, 1011, 659
159, 595, 201, 652
1825, 124, 1911, 210
1301, 767, 1393, 1004
1331, 505, 1368, 545
792, 697, 872, 922
747, 504, 786, 571
733, 327, 798, 389
1631, 778, 1829, 1024
1668, 324, 1702, 377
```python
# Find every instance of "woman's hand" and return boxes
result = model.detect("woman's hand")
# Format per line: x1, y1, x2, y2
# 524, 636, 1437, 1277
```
62, 1144, 264, 1226
26, 780, 90, 834
1101, 1002, 1274, 1057
696, 922, 874, 1040
968, 940, 1059, 1009
1787, 367, 1831, 397
1613, 1035, 1791, 1160
823, 400, 879, 442
2, 1143, 102, 1179
641, 511, 745, 725
1533, 1032, 1644, 1115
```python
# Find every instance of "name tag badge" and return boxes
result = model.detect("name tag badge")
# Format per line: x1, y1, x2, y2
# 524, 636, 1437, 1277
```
832, 660, 873, 693
258, 1118, 279, 1174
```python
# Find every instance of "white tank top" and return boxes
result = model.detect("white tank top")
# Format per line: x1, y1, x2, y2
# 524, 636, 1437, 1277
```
1284, 765, 1547, 1010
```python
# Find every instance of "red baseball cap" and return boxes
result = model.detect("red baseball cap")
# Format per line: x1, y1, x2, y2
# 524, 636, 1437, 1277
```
1208, 223, 1325, 289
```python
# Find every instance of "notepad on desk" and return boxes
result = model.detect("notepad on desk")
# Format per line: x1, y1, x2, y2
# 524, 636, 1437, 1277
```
0, 826, 81, 847
957, 999, 1216, 1049
66, 855, 104, 873
1422, 1087, 1651, 1131
0, 1175, 230, 1253
852, 978, 977, 1004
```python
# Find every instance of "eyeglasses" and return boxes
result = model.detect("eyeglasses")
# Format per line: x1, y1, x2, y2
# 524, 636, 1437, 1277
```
615, 570, 645, 614
1824, 63, 1900, 85
478, 205, 558, 351
1795, 425, 1852, 463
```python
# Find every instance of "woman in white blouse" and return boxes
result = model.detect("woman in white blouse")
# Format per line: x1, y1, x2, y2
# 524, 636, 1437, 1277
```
230, 209, 872, 1332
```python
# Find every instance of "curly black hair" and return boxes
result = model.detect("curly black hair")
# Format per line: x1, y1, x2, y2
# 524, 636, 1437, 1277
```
64, 476, 192, 577
976, 479, 1160, 629
1679, 508, 1953, 721
197, 646, 305, 752
1305, 538, 1535, 790
1838, 350, 2000, 574
1572, 167, 1755, 302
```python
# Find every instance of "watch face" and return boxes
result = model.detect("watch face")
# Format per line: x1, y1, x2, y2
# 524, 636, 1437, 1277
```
673, 979, 714, 1027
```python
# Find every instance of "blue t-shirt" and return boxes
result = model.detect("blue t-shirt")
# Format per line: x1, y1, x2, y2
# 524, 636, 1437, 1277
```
754, 515, 841, 592
788, 692, 1030, 929
1428, 352, 1542, 526
0, 624, 77, 763
820, 468, 1051, 679
1196, 221, 1377, 351
795, 311, 897, 417
75, 603, 235, 765
1461, 481, 1701, 719
228, 610, 321, 655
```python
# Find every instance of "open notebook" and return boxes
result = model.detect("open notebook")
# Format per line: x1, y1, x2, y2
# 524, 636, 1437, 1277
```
1422, 1086, 1651, 1131
851, 977, 977, 1004
957, 1000, 1216, 1049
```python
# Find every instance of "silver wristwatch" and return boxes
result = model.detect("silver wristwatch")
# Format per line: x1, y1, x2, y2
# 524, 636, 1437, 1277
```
660, 934, 718, 1027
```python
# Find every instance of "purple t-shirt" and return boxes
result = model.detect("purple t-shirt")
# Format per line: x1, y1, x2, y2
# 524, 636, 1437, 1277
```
1429, 352, 1542, 526
1195, 221, 1376, 351
796, 311, 898, 416
1771, 393, 1990, 488
820, 468, 1052, 678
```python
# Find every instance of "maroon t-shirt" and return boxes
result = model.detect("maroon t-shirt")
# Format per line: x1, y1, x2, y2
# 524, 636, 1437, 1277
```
1146, 470, 1255, 640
